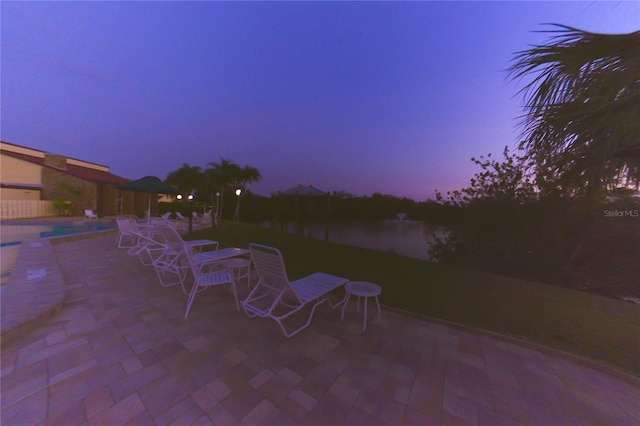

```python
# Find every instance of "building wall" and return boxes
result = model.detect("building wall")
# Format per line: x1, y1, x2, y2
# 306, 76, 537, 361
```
0, 188, 41, 200
98, 183, 120, 216
0, 154, 42, 185
1, 142, 134, 217
42, 169, 97, 216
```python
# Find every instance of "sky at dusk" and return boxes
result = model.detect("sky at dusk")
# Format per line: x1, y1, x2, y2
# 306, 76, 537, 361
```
2, 1, 638, 201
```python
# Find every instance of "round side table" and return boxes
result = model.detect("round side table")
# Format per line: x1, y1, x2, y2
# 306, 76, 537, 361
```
341, 281, 382, 331
226, 258, 252, 288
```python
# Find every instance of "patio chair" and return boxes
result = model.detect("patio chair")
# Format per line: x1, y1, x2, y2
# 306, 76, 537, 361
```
116, 216, 139, 248
126, 227, 167, 266
242, 243, 349, 338
133, 225, 220, 293
85, 209, 98, 219
183, 242, 239, 318
173, 212, 191, 233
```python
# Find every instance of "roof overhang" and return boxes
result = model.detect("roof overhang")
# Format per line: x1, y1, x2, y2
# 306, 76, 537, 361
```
1, 183, 44, 190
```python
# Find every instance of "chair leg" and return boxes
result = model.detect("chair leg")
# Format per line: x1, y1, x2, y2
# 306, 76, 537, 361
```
375, 296, 381, 320
185, 284, 199, 318
341, 293, 351, 320
231, 281, 240, 311
363, 297, 368, 331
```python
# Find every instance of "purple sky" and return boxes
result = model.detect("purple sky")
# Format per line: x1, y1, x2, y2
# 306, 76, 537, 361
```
2, 1, 638, 201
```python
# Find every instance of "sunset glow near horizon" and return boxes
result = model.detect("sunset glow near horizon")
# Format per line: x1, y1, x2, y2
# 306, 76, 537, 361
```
2, 1, 638, 201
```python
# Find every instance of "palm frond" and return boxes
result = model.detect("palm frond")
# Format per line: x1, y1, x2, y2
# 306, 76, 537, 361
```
509, 24, 640, 195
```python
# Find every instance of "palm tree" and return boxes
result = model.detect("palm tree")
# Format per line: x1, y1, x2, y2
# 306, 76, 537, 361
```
509, 25, 640, 197
205, 158, 241, 220
233, 165, 263, 221
165, 163, 203, 198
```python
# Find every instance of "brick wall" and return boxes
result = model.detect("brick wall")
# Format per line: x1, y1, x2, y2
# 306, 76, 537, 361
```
42, 168, 97, 216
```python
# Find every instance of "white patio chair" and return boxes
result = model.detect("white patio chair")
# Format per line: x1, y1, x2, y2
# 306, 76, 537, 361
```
116, 216, 139, 248
242, 243, 349, 338
85, 209, 98, 219
133, 225, 220, 293
183, 243, 239, 318
173, 212, 191, 233
126, 227, 167, 266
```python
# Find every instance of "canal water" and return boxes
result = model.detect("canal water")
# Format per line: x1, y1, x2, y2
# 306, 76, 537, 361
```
267, 220, 446, 261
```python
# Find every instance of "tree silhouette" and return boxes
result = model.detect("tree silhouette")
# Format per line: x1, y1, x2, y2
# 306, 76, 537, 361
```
509, 25, 640, 197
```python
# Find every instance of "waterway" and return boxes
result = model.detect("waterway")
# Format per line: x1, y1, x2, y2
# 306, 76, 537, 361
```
267, 220, 446, 261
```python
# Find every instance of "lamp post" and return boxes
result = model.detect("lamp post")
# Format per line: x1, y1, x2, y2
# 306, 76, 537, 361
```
178, 193, 194, 233
215, 192, 220, 227
234, 188, 242, 222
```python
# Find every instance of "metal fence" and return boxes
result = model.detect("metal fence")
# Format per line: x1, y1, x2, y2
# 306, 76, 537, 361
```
0, 200, 57, 220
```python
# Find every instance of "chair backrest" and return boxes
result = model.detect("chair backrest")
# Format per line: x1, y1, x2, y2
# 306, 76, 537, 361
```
249, 243, 303, 304
192, 212, 199, 219
116, 216, 138, 233
150, 224, 186, 251
176, 212, 186, 220
150, 217, 169, 225
161, 212, 171, 220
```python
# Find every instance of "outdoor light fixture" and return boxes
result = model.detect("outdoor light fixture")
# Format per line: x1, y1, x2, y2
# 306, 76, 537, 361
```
176, 194, 183, 200
188, 194, 194, 200
215, 192, 221, 227
234, 189, 242, 222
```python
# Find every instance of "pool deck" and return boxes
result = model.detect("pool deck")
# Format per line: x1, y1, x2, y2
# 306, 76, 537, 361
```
1, 234, 639, 425
0, 239, 67, 339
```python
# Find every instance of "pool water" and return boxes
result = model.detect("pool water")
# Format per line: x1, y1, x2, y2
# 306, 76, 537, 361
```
0, 221, 116, 247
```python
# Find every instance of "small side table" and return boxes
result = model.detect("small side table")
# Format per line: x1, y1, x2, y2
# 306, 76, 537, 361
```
341, 281, 382, 331
226, 258, 252, 288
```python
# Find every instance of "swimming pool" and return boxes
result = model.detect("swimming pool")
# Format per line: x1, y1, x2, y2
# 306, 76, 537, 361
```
0, 220, 117, 247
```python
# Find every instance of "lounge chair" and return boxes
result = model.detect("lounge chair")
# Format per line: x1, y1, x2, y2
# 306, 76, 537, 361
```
183, 242, 239, 318
242, 243, 349, 337
85, 209, 98, 219
130, 225, 219, 293
126, 226, 167, 266
115, 216, 139, 248
173, 212, 192, 233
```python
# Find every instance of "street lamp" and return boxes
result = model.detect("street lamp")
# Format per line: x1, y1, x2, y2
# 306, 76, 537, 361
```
234, 188, 242, 222
215, 192, 221, 227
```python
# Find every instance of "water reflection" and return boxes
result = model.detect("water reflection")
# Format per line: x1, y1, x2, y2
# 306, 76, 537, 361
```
268, 220, 446, 261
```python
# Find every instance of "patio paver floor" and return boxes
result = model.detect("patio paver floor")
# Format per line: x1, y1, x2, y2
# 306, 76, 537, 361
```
1, 235, 639, 425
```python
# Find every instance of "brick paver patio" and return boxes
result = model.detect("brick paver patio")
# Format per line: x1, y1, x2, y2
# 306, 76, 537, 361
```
1, 234, 639, 425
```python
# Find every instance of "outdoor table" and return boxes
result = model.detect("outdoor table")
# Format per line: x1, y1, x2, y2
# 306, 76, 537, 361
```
194, 247, 250, 266
226, 257, 252, 288
184, 239, 218, 252
341, 281, 382, 331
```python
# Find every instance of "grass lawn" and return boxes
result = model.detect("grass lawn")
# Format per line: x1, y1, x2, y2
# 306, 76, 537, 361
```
189, 221, 640, 377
